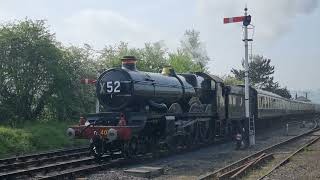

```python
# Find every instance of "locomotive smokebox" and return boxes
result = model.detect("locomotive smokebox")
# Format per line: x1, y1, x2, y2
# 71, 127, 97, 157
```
121, 56, 137, 71
96, 56, 196, 111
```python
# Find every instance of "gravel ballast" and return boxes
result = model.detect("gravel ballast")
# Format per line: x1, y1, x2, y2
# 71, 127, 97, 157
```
262, 132, 320, 180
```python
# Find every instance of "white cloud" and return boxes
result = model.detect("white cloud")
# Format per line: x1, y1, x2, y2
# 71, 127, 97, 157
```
57, 9, 172, 49
194, 0, 320, 89
197, 0, 319, 43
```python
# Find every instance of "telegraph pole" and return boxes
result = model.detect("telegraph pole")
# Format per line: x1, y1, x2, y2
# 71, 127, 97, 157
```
224, 7, 255, 146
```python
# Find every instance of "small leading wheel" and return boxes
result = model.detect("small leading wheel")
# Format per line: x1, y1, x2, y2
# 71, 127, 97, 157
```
123, 137, 138, 159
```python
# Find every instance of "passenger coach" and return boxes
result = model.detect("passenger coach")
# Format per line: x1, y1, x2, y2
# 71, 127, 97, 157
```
225, 86, 317, 127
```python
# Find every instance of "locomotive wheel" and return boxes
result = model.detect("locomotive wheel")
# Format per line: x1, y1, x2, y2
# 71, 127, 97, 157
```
168, 103, 183, 113
167, 103, 184, 150
189, 103, 204, 113
191, 123, 199, 145
90, 138, 103, 161
199, 105, 213, 142
123, 137, 138, 158
184, 122, 199, 146
137, 137, 148, 155
198, 121, 210, 143
188, 97, 201, 106
188, 104, 202, 145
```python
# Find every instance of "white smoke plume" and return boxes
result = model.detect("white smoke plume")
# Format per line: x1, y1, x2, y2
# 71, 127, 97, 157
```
197, 0, 319, 43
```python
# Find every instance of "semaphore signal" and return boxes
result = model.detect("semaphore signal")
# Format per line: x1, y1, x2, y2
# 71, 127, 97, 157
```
80, 78, 96, 84
223, 16, 245, 24
223, 7, 255, 146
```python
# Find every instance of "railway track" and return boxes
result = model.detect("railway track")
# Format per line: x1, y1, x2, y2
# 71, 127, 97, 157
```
0, 146, 89, 165
198, 120, 320, 180
0, 146, 91, 179
1, 118, 317, 179
0, 150, 154, 180
0, 134, 227, 179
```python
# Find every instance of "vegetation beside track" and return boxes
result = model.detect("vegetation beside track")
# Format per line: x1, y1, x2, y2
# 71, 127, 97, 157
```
0, 120, 87, 158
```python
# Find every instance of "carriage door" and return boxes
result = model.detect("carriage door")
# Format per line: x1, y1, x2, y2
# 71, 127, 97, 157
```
216, 82, 225, 120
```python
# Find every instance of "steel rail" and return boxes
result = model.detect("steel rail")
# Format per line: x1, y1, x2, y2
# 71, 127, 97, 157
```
0, 146, 88, 165
198, 126, 320, 180
257, 135, 320, 180
0, 151, 89, 172
38, 158, 127, 180
0, 156, 99, 179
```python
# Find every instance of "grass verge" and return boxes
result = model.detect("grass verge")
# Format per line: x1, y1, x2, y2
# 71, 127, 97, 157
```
0, 120, 87, 158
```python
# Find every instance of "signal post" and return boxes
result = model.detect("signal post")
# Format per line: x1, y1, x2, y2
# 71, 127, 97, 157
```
224, 7, 255, 146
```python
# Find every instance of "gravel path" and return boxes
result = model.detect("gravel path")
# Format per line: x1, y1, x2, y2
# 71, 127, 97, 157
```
87, 117, 317, 180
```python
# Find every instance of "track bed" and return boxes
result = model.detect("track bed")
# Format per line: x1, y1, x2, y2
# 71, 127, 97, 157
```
86, 116, 318, 180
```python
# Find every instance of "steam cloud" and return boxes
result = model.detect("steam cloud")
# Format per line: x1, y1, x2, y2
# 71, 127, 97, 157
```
197, 0, 319, 42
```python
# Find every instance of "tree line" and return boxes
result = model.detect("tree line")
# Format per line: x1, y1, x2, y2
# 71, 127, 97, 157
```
0, 19, 290, 126
229, 55, 292, 99
0, 20, 209, 126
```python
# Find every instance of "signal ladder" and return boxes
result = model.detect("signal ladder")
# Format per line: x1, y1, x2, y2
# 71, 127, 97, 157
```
248, 115, 256, 145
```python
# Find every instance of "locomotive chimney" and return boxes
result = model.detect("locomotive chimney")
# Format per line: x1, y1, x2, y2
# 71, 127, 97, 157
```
121, 56, 137, 71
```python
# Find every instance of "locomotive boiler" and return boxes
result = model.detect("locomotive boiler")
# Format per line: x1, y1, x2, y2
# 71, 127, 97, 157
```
96, 56, 207, 112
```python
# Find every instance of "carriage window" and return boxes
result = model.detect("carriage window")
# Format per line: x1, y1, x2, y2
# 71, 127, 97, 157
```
268, 98, 271, 109
265, 97, 268, 109
211, 80, 216, 90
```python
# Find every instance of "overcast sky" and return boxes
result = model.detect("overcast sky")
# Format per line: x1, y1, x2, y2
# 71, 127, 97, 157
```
0, 0, 319, 91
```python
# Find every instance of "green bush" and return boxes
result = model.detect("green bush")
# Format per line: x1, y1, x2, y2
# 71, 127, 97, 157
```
0, 127, 34, 156
25, 120, 87, 150
0, 120, 87, 158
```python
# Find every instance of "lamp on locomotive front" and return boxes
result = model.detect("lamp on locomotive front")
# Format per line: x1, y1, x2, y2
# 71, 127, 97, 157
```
121, 56, 137, 71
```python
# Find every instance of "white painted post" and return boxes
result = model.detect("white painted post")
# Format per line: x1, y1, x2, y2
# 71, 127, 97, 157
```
244, 7, 255, 146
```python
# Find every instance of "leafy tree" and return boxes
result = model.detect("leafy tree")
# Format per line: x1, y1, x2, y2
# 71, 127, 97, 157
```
47, 45, 98, 119
231, 55, 291, 98
222, 75, 244, 86
0, 19, 214, 124
99, 41, 169, 73
139, 41, 168, 72
180, 29, 210, 72
98, 42, 141, 70
168, 50, 203, 73
231, 55, 277, 89
273, 87, 292, 99
0, 19, 63, 124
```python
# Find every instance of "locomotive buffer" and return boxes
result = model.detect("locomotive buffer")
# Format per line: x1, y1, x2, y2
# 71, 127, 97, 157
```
224, 7, 255, 146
